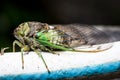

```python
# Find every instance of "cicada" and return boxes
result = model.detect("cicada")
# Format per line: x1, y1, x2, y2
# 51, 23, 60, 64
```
13, 22, 112, 73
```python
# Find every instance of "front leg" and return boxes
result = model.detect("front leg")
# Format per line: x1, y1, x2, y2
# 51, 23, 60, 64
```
13, 40, 23, 52
13, 40, 30, 52
13, 40, 30, 69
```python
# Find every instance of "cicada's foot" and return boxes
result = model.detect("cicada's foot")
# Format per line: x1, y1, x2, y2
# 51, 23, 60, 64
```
24, 52, 30, 55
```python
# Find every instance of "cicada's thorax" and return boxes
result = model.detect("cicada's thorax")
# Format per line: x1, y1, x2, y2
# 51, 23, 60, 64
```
27, 22, 50, 37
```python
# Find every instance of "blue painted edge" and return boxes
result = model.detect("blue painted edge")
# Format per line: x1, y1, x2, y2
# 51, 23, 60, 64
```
0, 61, 120, 80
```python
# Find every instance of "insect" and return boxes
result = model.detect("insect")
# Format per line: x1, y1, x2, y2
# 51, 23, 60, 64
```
13, 22, 112, 73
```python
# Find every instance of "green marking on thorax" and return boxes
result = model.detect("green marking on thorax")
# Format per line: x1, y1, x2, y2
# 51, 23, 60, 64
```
36, 30, 73, 51
36, 31, 50, 41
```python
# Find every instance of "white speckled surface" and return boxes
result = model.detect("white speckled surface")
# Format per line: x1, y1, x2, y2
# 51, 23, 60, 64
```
0, 41, 120, 78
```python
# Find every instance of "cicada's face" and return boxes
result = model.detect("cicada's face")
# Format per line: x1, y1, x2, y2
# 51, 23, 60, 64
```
14, 22, 30, 43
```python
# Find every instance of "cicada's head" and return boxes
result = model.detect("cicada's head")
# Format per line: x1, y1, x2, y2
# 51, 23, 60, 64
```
14, 22, 30, 43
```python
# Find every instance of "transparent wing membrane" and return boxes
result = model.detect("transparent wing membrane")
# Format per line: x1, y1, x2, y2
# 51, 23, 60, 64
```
53, 24, 113, 52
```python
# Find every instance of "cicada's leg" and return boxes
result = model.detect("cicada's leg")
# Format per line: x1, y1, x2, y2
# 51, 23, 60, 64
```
13, 40, 25, 69
21, 48, 24, 69
0, 47, 9, 55
42, 45, 61, 55
13, 40, 23, 52
43, 46, 56, 54
31, 46, 50, 73
38, 44, 57, 54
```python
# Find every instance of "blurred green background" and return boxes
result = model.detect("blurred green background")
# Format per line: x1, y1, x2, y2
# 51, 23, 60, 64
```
0, 0, 120, 52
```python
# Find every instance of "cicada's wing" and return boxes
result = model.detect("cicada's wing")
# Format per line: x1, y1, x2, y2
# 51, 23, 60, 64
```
53, 24, 113, 52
